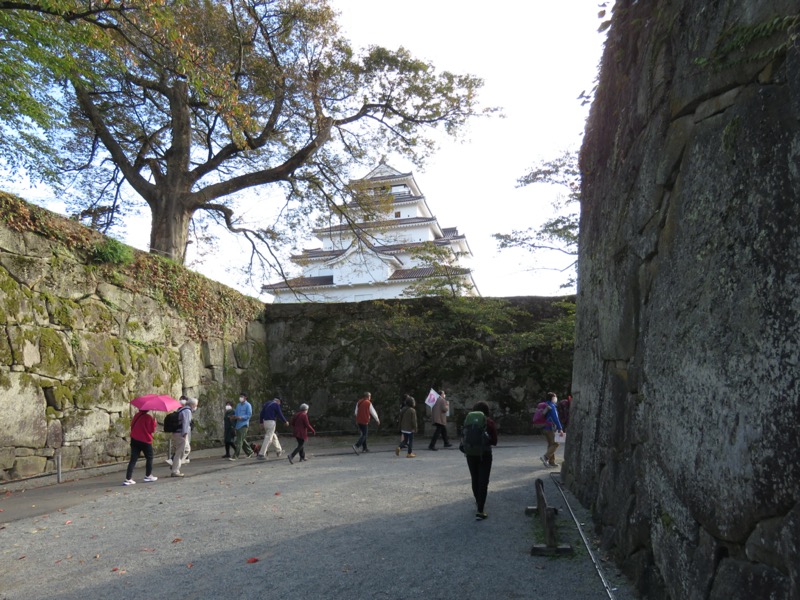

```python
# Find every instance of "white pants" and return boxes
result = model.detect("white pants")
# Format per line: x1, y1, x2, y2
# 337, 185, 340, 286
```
172, 433, 187, 474
259, 420, 282, 456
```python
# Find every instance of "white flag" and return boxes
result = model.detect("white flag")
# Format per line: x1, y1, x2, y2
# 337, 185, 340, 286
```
425, 388, 439, 408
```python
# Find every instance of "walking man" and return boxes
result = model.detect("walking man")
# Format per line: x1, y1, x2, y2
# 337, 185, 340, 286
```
353, 391, 380, 454
257, 396, 289, 460
171, 397, 198, 477
540, 392, 564, 468
428, 390, 452, 451
230, 392, 254, 460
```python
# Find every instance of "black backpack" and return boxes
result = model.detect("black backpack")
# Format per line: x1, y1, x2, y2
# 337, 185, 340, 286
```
460, 411, 489, 457
163, 409, 183, 433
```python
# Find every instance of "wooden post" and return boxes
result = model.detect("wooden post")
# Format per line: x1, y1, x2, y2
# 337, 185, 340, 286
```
526, 478, 573, 556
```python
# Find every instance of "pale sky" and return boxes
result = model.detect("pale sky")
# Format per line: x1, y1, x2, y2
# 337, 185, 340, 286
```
6, 1, 607, 300
303, 0, 606, 298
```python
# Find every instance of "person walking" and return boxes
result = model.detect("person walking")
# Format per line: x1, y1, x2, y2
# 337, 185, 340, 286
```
428, 390, 452, 451
123, 408, 158, 485
230, 393, 254, 461
352, 391, 380, 454
464, 401, 498, 520
171, 397, 198, 477
288, 404, 315, 464
257, 396, 289, 460
166, 395, 192, 466
222, 402, 236, 459
540, 392, 564, 468
395, 395, 417, 458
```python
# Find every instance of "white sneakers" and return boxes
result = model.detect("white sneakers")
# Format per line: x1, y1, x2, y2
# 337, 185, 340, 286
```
124, 475, 158, 485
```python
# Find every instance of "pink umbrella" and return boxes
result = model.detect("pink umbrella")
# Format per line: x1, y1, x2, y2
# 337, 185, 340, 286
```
131, 394, 182, 412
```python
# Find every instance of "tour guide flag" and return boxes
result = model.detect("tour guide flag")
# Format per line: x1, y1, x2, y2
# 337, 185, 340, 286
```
425, 388, 439, 408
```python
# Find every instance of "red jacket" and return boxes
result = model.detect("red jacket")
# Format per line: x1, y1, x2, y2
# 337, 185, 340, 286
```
291, 411, 315, 440
131, 411, 157, 444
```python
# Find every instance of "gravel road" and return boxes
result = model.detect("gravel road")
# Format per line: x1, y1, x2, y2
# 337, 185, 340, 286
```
0, 436, 637, 600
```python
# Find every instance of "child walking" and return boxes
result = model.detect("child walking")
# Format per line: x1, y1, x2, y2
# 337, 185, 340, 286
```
395, 395, 417, 458
288, 404, 315, 464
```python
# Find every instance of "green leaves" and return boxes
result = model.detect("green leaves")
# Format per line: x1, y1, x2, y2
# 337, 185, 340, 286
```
494, 150, 580, 288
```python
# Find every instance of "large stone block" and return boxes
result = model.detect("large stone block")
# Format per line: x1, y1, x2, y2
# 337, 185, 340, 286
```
0, 373, 47, 448
11, 455, 47, 478
79, 299, 116, 334
58, 445, 81, 470
21, 231, 55, 259
61, 409, 110, 444
246, 320, 267, 344
180, 341, 202, 388
125, 294, 170, 345
46, 419, 63, 448
0, 228, 25, 254
0, 254, 48, 289
0, 446, 15, 470
202, 339, 225, 367
233, 342, 254, 369
39, 258, 97, 300
709, 559, 790, 600
96, 282, 135, 313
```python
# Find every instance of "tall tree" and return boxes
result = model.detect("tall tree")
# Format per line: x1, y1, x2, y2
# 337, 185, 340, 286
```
493, 150, 580, 288
1, 0, 492, 266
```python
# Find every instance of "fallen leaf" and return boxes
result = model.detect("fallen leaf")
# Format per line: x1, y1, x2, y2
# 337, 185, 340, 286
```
246, 557, 259, 563
0, 508, 4, 512
111, 568, 119, 572
172, 538, 182, 544
187, 563, 193, 568
274, 492, 281, 496
65, 520, 72, 525
94, 554, 100, 559
141, 548, 156, 553
18, 555, 26, 560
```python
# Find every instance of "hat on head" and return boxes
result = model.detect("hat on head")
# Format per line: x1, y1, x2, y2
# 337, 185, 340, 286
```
299, 403, 309, 411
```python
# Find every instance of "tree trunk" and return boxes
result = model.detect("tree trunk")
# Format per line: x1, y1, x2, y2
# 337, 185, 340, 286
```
148, 195, 194, 264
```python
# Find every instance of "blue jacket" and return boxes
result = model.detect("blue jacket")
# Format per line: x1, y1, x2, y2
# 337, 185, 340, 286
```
543, 400, 563, 431
260, 400, 287, 423
234, 400, 252, 430
178, 406, 193, 435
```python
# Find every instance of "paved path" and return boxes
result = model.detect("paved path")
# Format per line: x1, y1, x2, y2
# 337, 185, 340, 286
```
0, 436, 637, 600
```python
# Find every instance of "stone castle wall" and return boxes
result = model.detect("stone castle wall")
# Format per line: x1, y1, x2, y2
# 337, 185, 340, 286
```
568, 2, 800, 598
0, 197, 268, 480
1, 196, 574, 483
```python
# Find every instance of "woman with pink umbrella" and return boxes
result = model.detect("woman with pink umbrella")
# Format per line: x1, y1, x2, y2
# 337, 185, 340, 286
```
124, 394, 182, 485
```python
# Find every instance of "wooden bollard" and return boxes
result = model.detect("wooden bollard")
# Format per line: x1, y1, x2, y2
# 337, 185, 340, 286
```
525, 478, 573, 556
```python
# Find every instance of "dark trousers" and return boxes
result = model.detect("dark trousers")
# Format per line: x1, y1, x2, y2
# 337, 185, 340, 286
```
466, 453, 493, 512
355, 424, 369, 450
290, 437, 306, 460
399, 432, 414, 454
224, 439, 235, 457
429, 423, 450, 448
126, 438, 153, 480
